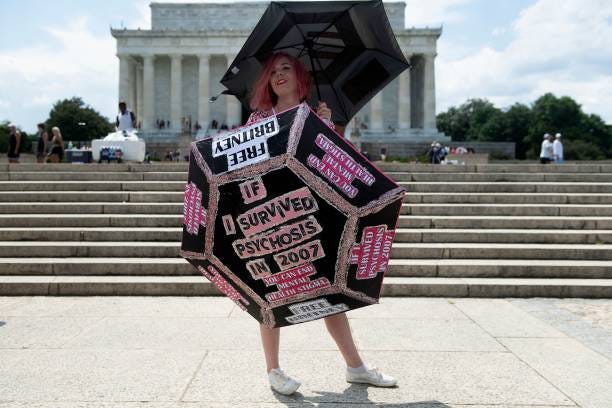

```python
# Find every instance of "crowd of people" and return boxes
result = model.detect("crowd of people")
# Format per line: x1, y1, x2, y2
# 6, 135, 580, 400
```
539, 133, 564, 164
6, 123, 65, 164
427, 141, 475, 164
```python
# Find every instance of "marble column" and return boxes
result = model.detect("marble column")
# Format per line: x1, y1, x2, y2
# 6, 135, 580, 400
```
198, 54, 210, 128
398, 53, 412, 130
118, 54, 130, 105
136, 64, 144, 127
142, 55, 155, 130
370, 91, 383, 130
423, 53, 437, 130
128, 58, 137, 113
226, 54, 242, 127
170, 54, 183, 131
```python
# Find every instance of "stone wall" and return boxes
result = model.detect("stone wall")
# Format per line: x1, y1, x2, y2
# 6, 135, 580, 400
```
151, 2, 406, 31
360, 141, 516, 160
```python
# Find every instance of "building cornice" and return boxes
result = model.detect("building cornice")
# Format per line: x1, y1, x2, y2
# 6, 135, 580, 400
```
110, 27, 442, 39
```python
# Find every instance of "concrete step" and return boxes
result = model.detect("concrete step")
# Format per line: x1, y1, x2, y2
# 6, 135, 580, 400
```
0, 241, 180, 257
390, 243, 612, 261
5, 162, 612, 174
0, 227, 182, 241
401, 204, 612, 216
0, 192, 182, 203
5, 172, 188, 182
2, 163, 189, 172
0, 181, 185, 191
0, 241, 610, 260
2, 214, 612, 229
0, 258, 193, 276
404, 193, 612, 205
1, 275, 610, 297
0, 258, 610, 279
1, 227, 609, 245
400, 182, 612, 193
377, 163, 612, 173
0, 203, 182, 214
388, 259, 612, 279
399, 215, 612, 230
395, 228, 612, 244
391, 172, 612, 182
0, 214, 182, 227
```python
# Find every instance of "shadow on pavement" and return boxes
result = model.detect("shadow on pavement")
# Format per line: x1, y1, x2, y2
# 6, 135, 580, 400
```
273, 383, 451, 407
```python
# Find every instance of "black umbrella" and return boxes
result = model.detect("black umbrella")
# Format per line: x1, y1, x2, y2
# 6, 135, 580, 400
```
219, 0, 410, 126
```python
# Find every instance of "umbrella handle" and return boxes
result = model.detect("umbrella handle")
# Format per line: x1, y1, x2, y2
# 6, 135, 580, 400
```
209, 90, 230, 103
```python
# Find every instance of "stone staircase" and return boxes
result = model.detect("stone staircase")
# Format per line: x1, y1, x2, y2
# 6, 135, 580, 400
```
1, 162, 611, 298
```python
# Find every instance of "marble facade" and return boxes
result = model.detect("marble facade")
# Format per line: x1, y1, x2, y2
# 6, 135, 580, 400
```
112, 2, 447, 145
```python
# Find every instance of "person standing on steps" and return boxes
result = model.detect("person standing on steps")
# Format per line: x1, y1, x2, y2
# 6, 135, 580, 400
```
553, 133, 564, 164
116, 101, 136, 131
7, 123, 21, 164
539, 133, 554, 164
35, 123, 49, 163
47, 126, 65, 163
246, 52, 397, 396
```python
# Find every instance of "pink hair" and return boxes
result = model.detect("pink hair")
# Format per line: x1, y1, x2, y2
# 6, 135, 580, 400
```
249, 52, 311, 112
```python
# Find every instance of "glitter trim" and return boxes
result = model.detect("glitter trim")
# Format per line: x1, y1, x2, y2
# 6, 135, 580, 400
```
343, 288, 379, 305
335, 215, 359, 290
190, 142, 213, 180
261, 308, 276, 328
287, 102, 310, 155
204, 182, 219, 256
216, 155, 287, 185
180, 249, 206, 259
359, 187, 406, 216
209, 256, 268, 308
286, 156, 355, 216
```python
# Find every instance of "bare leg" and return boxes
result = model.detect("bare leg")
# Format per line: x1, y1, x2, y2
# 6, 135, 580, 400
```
259, 324, 280, 373
324, 313, 363, 368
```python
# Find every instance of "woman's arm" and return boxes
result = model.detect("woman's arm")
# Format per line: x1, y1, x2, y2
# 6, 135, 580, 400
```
42, 131, 49, 152
15, 131, 21, 153
316, 102, 336, 131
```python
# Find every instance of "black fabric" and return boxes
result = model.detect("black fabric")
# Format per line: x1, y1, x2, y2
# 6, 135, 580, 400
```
220, 0, 410, 126
8, 133, 18, 157
182, 106, 405, 327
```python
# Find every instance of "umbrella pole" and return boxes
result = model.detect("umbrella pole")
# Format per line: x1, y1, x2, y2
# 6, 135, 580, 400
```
306, 45, 322, 102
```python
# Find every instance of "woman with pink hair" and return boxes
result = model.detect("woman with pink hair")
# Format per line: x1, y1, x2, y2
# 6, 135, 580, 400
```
247, 52, 397, 395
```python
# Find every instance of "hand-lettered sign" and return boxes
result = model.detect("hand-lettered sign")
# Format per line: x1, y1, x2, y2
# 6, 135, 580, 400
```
181, 102, 405, 328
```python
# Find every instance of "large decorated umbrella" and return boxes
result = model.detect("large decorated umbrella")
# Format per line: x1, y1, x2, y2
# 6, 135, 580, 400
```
181, 104, 405, 328
219, 0, 410, 126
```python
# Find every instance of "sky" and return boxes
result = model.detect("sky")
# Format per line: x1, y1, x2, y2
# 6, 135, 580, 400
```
1, 0, 611, 132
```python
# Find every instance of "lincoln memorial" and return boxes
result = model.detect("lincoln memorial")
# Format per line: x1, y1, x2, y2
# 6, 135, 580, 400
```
111, 1, 448, 155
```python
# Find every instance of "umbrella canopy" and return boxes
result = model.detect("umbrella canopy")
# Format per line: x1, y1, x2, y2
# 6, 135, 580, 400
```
220, 0, 410, 126
181, 104, 405, 327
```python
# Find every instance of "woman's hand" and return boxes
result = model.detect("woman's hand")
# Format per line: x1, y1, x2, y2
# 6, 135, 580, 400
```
316, 102, 332, 121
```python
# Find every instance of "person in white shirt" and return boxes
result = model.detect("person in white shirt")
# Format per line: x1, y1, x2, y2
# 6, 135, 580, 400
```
553, 133, 564, 163
116, 101, 136, 131
539, 133, 554, 164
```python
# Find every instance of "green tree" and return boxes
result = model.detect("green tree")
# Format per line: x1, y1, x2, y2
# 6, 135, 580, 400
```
438, 93, 612, 160
46, 97, 113, 142
437, 99, 500, 142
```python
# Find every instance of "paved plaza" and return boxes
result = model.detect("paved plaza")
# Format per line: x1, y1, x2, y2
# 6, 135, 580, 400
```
1, 296, 611, 407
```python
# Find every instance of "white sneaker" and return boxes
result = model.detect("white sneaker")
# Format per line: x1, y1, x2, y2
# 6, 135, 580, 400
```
268, 368, 301, 395
346, 366, 397, 387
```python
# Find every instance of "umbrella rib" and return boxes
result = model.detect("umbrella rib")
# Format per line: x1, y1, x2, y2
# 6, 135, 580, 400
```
277, 2, 308, 43
311, 3, 359, 44
312, 53, 350, 122
366, 47, 411, 68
